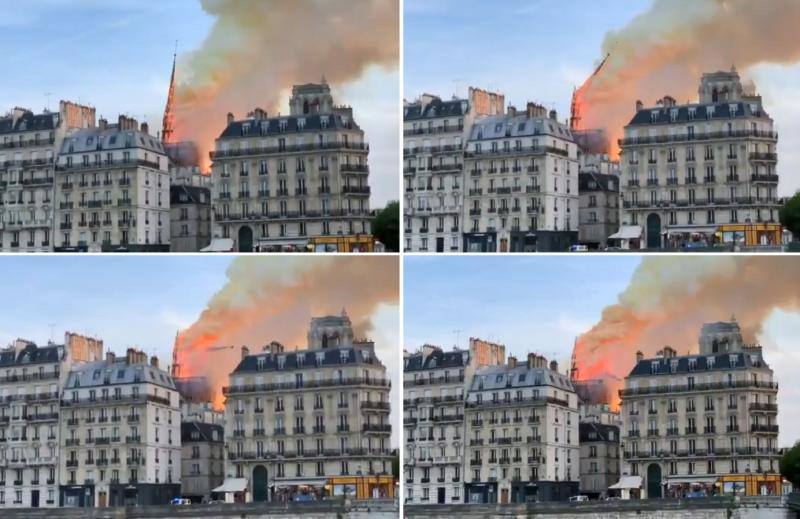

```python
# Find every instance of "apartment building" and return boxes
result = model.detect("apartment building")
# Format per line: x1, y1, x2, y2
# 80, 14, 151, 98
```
181, 421, 224, 503
402, 88, 503, 253
619, 320, 780, 499
0, 332, 102, 509
464, 354, 579, 503
221, 312, 392, 502
169, 184, 211, 252
210, 82, 371, 252
403, 338, 505, 505
0, 101, 95, 252
463, 104, 579, 252
54, 116, 171, 252
59, 348, 181, 507
578, 422, 620, 499
619, 67, 780, 249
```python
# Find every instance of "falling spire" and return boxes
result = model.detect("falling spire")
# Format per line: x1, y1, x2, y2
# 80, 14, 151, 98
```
162, 43, 177, 144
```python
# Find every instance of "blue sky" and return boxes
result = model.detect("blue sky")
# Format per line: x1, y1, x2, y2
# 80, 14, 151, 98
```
404, 0, 800, 196
404, 256, 800, 446
0, 255, 230, 363
0, 0, 399, 206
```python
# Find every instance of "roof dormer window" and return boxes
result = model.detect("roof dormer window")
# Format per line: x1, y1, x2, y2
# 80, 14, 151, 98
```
650, 111, 659, 123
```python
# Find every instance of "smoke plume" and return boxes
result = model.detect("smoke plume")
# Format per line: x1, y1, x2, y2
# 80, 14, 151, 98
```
573, 257, 800, 408
174, 256, 399, 409
575, 0, 800, 157
173, 0, 399, 170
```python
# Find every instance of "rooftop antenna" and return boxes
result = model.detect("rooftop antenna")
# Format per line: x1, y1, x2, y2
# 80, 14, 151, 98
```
453, 329, 463, 348
48, 323, 56, 344
44, 92, 53, 112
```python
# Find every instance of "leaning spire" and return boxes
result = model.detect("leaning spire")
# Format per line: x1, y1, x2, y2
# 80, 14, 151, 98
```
162, 42, 177, 144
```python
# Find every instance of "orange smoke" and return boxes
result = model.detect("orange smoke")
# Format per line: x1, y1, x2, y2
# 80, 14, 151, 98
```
576, 0, 800, 158
573, 257, 800, 410
172, 0, 399, 171
173, 256, 399, 409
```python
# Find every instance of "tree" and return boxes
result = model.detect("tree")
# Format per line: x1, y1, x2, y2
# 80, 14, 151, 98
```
780, 441, 800, 488
779, 192, 800, 240
372, 201, 399, 252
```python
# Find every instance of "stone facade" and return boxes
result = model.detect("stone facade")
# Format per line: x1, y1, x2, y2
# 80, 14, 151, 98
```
181, 421, 224, 503
222, 312, 392, 502
578, 422, 620, 498
463, 105, 579, 252
619, 321, 780, 499
619, 68, 780, 248
210, 82, 371, 252
59, 349, 181, 507
578, 163, 620, 249
169, 184, 211, 252
0, 101, 95, 252
464, 354, 580, 503
54, 117, 170, 252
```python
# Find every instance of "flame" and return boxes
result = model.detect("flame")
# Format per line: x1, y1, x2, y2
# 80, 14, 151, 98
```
172, 0, 399, 172
173, 256, 399, 409
576, 0, 800, 159
572, 257, 800, 410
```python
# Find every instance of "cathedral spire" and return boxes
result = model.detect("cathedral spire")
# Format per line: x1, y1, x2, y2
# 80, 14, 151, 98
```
162, 42, 177, 144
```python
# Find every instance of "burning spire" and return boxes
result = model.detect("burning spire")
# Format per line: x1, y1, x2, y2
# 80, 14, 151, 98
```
162, 43, 177, 144
570, 53, 609, 132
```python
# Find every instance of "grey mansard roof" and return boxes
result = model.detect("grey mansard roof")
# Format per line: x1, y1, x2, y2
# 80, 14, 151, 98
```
469, 114, 573, 142
60, 127, 165, 154
0, 343, 64, 367
218, 113, 360, 139
0, 111, 59, 134
404, 98, 469, 121
170, 184, 210, 205
470, 365, 574, 392
65, 360, 177, 390
182, 421, 223, 444
626, 101, 770, 127
404, 348, 469, 372
232, 345, 382, 374
627, 349, 769, 378
579, 422, 619, 443
579, 172, 619, 193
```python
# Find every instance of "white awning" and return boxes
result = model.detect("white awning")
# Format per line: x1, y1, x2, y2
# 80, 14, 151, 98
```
609, 475, 642, 490
200, 238, 235, 252
213, 478, 248, 493
608, 225, 642, 240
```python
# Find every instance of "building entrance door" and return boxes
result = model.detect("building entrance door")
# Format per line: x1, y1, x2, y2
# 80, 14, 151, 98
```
31, 490, 39, 508
647, 463, 663, 498
436, 237, 444, 252
98, 491, 107, 507
437, 487, 445, 504
646, 213, 662, 249
238, 226, 254, 252
500, 488, 509, 504
253, 465, 268, 502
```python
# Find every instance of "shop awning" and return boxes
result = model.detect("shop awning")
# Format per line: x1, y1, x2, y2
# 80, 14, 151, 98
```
213, 478, 248, 493
609, 476, 642, 490
608, 226, 642, 240
200, 238, 235, 252
665, 476, 718, 485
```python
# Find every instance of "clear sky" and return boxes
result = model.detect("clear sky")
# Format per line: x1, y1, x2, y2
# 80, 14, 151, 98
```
404, 0, 800, 197
0, 255, 401, 445
0, 0, 399, 207
404, 255, 800, 447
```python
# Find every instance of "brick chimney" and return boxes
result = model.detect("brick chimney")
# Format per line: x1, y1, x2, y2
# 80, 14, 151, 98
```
241, 346, 250, 359
508, 356, 517, 369
549, 109, 557, 121
150, 355, 159, 368
549, 360, 558, 372
140, 122, 149, 135
636, 100, 644, 112
106, 351, 116, 363
98, 118, 108, 131
636, 350, 644, 363
227, 112, 235, 126
507, 106, 517, 117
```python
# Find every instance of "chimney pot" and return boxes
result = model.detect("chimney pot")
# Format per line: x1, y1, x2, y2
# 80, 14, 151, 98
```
549, 109, 557, 121
549, 360, 558, 372
508, 356, 517, 369
141, 122, 149, 135
636, 100, 644, 112
636, 350, 644, 362
227, 112, 235, 125
241, 346, 250, 359
150, 355, 159, 368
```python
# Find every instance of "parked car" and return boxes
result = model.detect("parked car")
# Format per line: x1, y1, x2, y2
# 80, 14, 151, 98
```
569, 495, 588, 502
171, 498, 192, 505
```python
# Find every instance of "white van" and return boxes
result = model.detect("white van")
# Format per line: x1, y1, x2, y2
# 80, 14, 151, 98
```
569, 495, 588, 502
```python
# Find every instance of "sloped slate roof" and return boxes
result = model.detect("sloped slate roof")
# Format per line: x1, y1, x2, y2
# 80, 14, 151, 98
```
232, 345, 381, 373
627, 101, 770, 127
404, 348, 469, 372
182, 421, 223, 443
0, 343, 63, 367
469, 114, 573, 141
579, 422, 620, 443
628, 350, 769, 377
0, 111, 59, 134
218, 113, 360, 139
470, 364, 574, 391
405, 98, 468, 121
